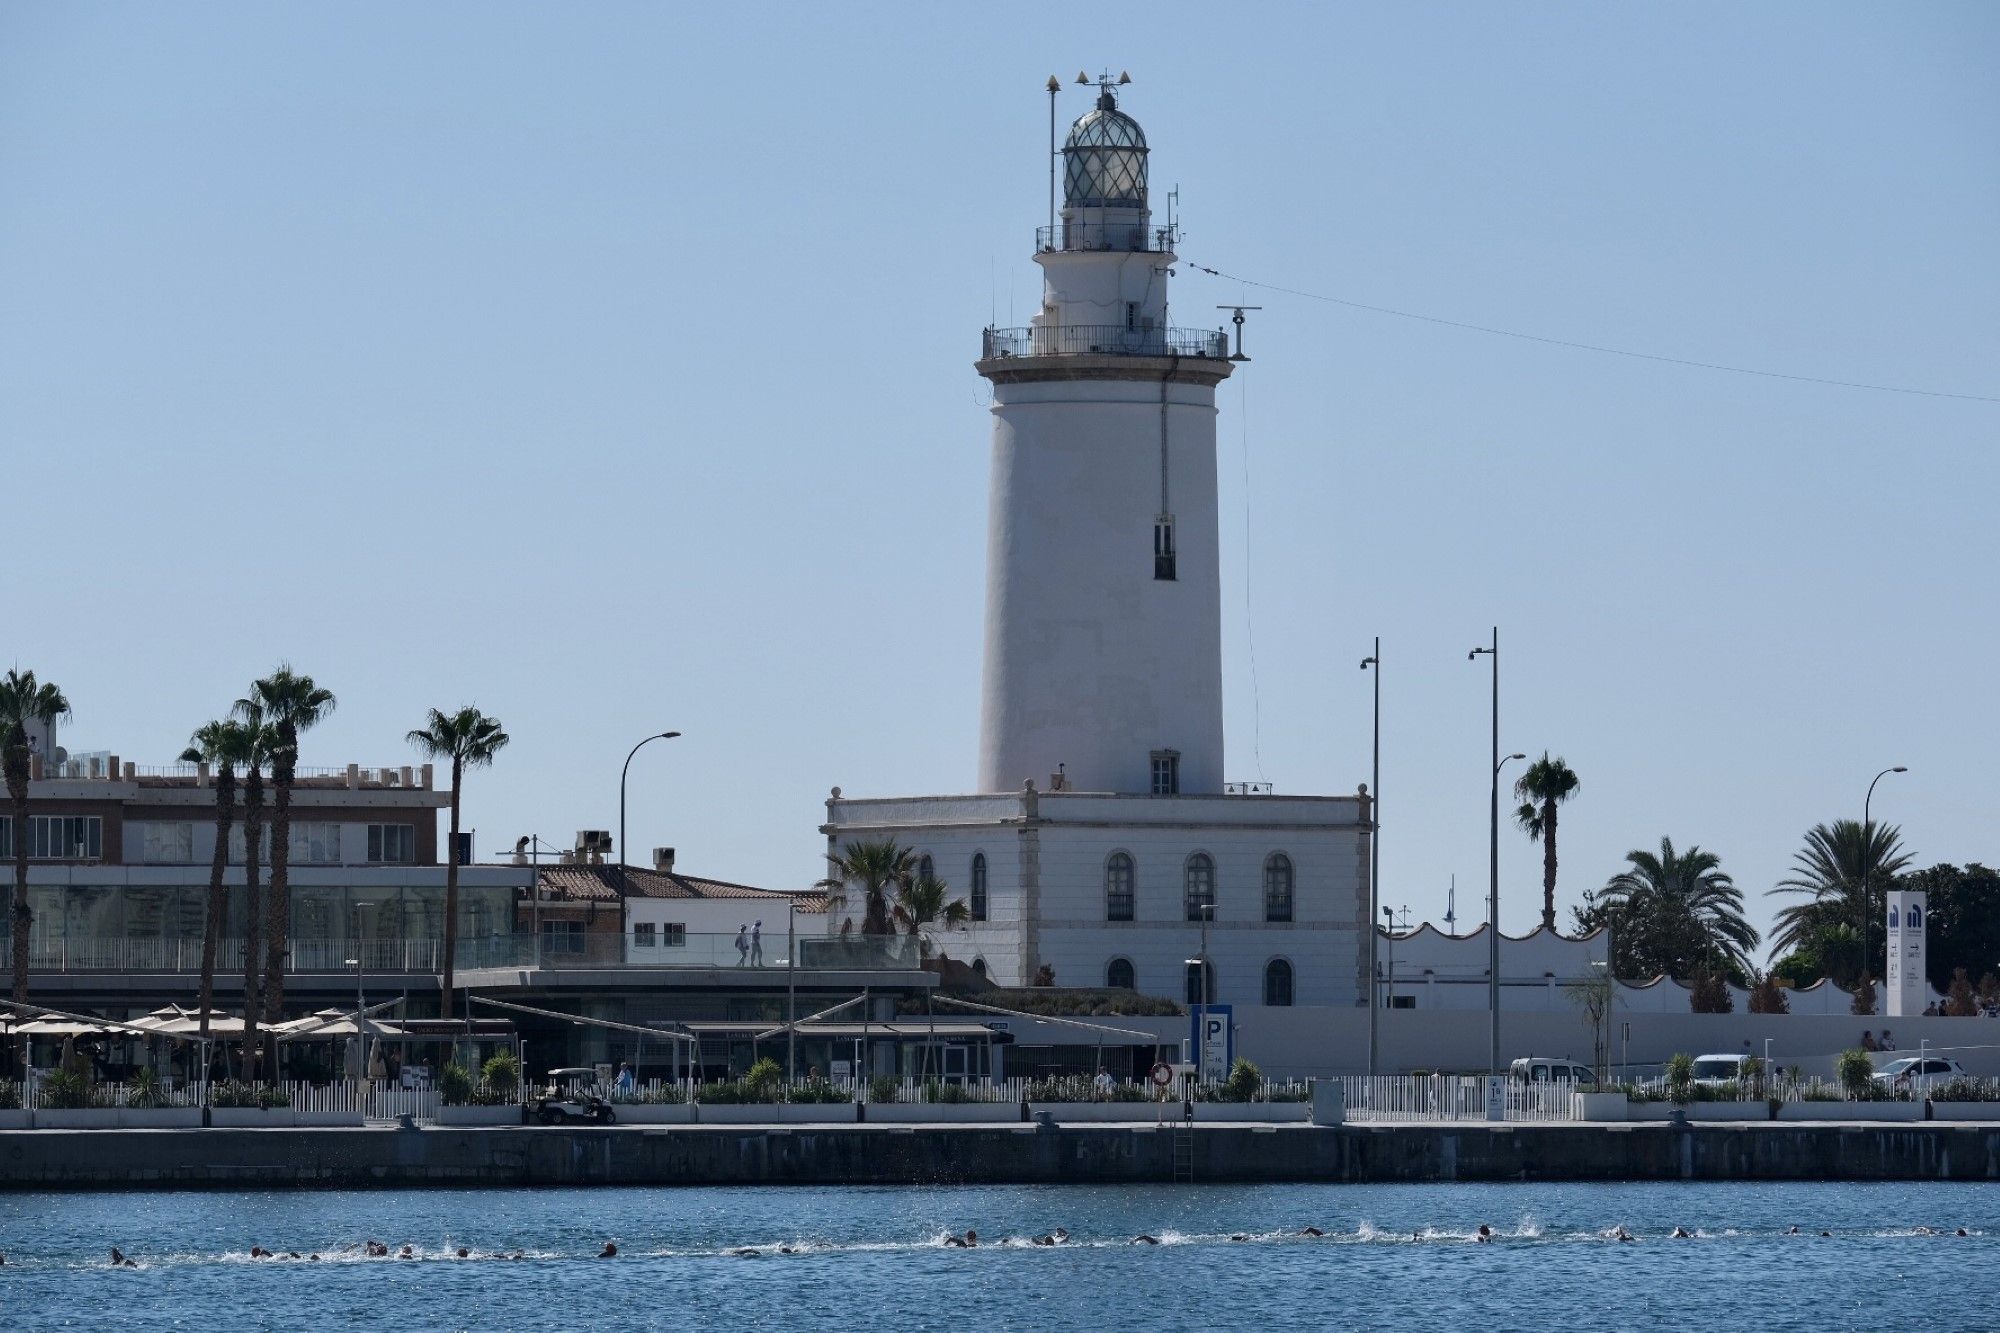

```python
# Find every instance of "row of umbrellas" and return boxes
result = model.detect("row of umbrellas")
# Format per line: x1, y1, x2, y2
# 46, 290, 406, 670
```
3, 1006, 412, 1040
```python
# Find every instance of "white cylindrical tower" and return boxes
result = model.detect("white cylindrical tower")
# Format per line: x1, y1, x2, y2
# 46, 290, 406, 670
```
976, 84, 1234, 797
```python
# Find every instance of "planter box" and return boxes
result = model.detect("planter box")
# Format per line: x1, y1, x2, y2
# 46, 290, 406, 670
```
33, 1108, 124, 1129
1929, 1103, 2000, 1122
118, 1108, 203, 1129
1193, 1102, 1309, 1123
1626, 1102, 1768, 1122
209, 1108, 298, 1127
612, 1103, 696, 1124
1032, 1101, 1177, 1123
867, 1102, 1020, 1123
694, 1103, 859, 1124
434, 1105, 521, 1126
780, 1103, 858, 1124
1573, 1092, 1630, 1123
1777, 1101, 1923, 1122
0, 1110, 31, 1129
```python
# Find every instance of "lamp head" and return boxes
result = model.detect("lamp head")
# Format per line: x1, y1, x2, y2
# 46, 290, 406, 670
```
1046, 75, 1061, 92
659, 730, 682, 740
1509, 752, 1527, 761
1891, 766, 1908, 773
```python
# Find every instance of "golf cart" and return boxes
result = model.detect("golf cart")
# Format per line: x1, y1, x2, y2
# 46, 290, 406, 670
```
529, 1066, 616, 1125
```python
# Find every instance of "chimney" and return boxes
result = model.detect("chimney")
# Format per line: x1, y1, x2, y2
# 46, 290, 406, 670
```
196, 761, 211, 788
400, 765, 415, 788
420, 762, 434, 791
346, 763, 360, 789
653, 847, 676, 874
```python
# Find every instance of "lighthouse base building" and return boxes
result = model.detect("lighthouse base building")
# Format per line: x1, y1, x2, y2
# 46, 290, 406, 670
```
821, 78, 1370, 1014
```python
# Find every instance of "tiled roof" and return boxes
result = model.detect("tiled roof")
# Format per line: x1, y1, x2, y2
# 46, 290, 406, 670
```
535, 864, 818, 905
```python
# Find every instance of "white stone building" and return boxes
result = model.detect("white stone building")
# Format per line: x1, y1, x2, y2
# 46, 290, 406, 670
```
821, 79, 1370, 1011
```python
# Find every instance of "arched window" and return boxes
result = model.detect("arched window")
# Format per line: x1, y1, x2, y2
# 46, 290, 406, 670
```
1184, 853, 1215, 921
972, 957, 988, 979
1263, 853, 1294, 923
1185, 959, 1216, 1005
1106, 958, 1136, 990
1264, 958, 1294, 1007
916, 853, 935, 884
969, 852, 988, 922
1105, 852, 1135, 922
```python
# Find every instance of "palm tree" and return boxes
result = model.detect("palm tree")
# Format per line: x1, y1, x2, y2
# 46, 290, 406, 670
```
891, 874, 971, 958
180, 719, 253, 1049
0, 669, 71, 1004
818, 838, 916, 936
405, 706, 510, 1020
1514, 753, 1581, 932
1596, 837, 1759, 978
1768, 820, 1911, 987
235, 705, 271, 1075
237, 666, 336, 1072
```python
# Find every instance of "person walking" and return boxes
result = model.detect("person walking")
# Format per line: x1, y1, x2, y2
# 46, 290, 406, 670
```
734, 925, 749, 966
1092, 1067, 1114, 1102
615, 1063, 635, 1096
750, 920, 764, 966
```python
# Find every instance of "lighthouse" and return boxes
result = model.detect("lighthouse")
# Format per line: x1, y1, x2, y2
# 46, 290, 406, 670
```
976, 77, 1234, 798
821, 77, 1366, 1015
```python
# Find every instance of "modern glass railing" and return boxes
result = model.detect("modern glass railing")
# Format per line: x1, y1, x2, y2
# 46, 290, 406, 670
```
981, 324, 1230, 360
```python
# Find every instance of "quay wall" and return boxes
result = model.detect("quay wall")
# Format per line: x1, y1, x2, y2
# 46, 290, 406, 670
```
5, 1123, 2000, 1190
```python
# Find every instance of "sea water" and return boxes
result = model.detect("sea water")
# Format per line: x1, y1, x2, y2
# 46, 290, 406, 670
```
0, 1181, 1993, 1330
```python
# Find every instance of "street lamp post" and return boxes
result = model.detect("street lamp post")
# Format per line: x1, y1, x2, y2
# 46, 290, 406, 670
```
618, 731, 682, 940
1485, 749, 1527, 1072
1360, 639, 1381, 1077
1861, 765, 1908, 995
1185, 903, 1214, 1082
787, 896, 798, 1080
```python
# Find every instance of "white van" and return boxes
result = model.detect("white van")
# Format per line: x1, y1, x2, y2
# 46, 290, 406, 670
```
1509, 1057, 1595, 1085
1690, 1053, 1754, 1088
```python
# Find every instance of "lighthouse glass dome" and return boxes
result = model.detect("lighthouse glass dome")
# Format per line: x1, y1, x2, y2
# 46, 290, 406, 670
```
1063, 94, 1148, 209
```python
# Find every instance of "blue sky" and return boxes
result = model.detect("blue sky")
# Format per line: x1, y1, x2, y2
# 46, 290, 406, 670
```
4, 3, 1994, 954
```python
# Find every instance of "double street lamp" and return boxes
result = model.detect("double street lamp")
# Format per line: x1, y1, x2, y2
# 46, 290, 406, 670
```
1471, 626, 1523, 1074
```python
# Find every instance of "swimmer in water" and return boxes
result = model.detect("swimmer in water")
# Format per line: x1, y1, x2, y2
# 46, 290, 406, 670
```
456, 1247, 470, 1258
1299, 1226, 1325, 1238
1671, 1227, 1691, 1239
1820, 1231, 1833, 1238
1957, 1229, 1970, 1237
398, 1245, 413, 1259
1915, 1227, 1933, 1236
1613, 1227, 1635, 1244
365, 1240, 388, 1258
1133, 1234, 1160, 1245
309, 1255, 321, 1262
1230, 1234, 1250, 1243
1476, 1225, 1493, 1243
1786, 1226, 1800, 1236
734, 1248, 763, 1258
598, 1243, 618, 1258
778, 1246, 799, 1256
111, 1247, 127, 1265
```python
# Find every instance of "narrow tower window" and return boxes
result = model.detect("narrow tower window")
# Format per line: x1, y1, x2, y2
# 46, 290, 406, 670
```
1153, 517, 1176, 581
1151, 751, 1180, 797
970, 852, 988, 922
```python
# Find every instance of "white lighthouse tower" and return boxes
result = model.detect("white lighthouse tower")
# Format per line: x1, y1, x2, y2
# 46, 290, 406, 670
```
821, 77, 1367, 1014
976, 77, 1234, 797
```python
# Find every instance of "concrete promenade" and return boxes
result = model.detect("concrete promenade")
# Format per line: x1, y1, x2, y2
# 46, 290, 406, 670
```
5, 1121, 2000, 1189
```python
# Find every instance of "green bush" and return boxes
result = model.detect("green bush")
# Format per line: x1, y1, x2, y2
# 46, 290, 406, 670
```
643, 1082, 688, 1104
257, 1084, 291, 1109
742, 1058, 784, 1103
1218, 1058, 1263, 1104
786, 1078, 849, 1105
40, 1067, 97, 1110
922, 1079, 973, 1104
1928, 1076, 2000, 1103
481, 1050, 520, 1097
1836, 1048, 1874, 1099
696, 1080, 743, 1105
1665, 1053, 1696, 1107
868, 1074, 900, 1105
208, 1080, 257, 1109
1109, 1083, 1149, 1103
126, 1067, 166, 1110
438, 1062, 475, 1107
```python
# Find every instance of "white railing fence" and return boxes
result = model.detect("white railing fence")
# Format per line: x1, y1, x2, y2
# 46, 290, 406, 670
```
1340, 1075, 1582, 1123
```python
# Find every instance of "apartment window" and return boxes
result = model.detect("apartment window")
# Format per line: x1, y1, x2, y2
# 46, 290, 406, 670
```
1105, 852, 1135, 922
1153, 517, 1177, 581
1150, 750, 1180, 796
1263, 853, 1295, 923
1106, 958, 1136, 990
916, 853, 935, 885
229, 822, 341, 865
1183, 852, 1215, 921
633, 923, 657, 948
662, 923, 687, 947
1125, 301, 1140, 330
367, 824, 416, 864
1185, 960, 1216, 1006
540, 920, 584, 955
1264, 958, 1295, 1007
969, 852, 988, 922
0, 815, 104, 860
135, 822, 194, 864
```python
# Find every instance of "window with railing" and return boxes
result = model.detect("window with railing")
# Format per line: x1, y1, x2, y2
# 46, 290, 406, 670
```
1106, 957, 1136, 990
1154, 517, 1176, 581
1151, 751, 1180, 797
634, 922, 656, 948
0, 815, 104, 860
1183, 852, 1214, 921
1105, 852, 1135, 922
1264, 853, 1294, 923
1264, 958, 1294, 1007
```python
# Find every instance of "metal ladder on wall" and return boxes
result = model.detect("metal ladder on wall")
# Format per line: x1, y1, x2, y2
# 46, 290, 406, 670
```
1171, 1123, 1195, 1183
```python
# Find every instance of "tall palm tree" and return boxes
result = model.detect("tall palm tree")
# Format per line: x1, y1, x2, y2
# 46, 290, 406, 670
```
818, 838, 916, 936
1597, 836, 1759, 977
237, 666, 336, 1072
1768, 819, 1911, 986
234, 707, 274, 1075
180, 719, 252, 1048
405, 706, 510, 1021
1514, 753, 1581, 932
0, 669, 71, 1004
891, 874, 971, 958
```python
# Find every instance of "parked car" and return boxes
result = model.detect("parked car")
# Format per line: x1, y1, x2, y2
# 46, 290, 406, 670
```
1873, 1055, 1965, 1090
1509, 1057, 1596, 1085
1690, 1054, 1758, 1089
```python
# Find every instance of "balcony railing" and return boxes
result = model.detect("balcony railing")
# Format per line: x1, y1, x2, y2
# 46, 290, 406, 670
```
982, 324, 1229, 361
1035, 221, 1178, 254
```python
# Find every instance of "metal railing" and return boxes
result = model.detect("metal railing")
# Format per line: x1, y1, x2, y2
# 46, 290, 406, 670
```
1035, 221, 1178, 254
1341, 1075, 1582, 1123
982, 324, 1230, 361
